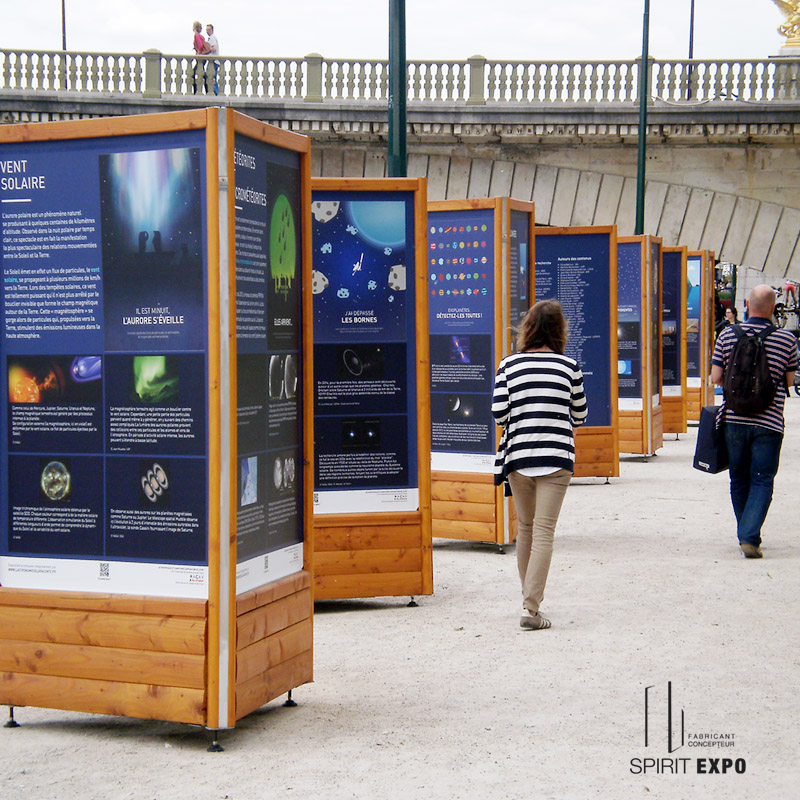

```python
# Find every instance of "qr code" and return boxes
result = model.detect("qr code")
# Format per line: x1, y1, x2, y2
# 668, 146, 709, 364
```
99, 563, 110, 578
313, 492, 319, 504
264, 555, 269, 571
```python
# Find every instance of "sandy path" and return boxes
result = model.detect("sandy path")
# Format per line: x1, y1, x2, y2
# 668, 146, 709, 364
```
3, 398, 799, 799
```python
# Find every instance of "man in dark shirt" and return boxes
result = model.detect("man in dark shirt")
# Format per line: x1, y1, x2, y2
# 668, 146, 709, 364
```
711, 285, 798, 558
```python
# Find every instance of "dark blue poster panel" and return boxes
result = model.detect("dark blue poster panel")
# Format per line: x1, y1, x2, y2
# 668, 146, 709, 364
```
662, 250, 683, 395
686, 254, 702, 386
650, 240, 661, 400
0, 130, 209, 597
233, 135, 303, 593
508, 208, 531, 341
617, 241, 643, 409
428, 208, 496, 472
534, 232, 613, 427
312, 190, 419, 513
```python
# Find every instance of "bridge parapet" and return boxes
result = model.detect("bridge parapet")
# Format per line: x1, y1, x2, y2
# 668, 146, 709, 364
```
2, 48, 800, 105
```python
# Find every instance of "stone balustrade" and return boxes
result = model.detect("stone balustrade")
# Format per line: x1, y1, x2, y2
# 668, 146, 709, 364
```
2, 48, 800, 104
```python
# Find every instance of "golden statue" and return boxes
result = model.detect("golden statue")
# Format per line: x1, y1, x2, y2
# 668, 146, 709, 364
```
772, 0, 800, 46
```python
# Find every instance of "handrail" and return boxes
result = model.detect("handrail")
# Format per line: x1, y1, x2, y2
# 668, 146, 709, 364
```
1, 49, 799, 104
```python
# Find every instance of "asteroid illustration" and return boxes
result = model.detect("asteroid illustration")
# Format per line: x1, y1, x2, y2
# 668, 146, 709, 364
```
387, 264, 406, 291
312, 201, 340, 223
311, 270, 329, 294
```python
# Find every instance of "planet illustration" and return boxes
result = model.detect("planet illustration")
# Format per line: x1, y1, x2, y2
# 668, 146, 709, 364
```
346, 201, 406, 249
270, 194, 296, 293
41, 461, 71, 501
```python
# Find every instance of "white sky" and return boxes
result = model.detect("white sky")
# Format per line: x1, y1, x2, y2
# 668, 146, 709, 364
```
1, 1, 789, 62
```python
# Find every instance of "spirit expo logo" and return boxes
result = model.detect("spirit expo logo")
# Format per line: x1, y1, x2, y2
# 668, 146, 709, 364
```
629, 682, 746, 776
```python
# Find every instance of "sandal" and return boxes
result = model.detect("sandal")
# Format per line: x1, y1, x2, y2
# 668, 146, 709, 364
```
520, 612, 551, 630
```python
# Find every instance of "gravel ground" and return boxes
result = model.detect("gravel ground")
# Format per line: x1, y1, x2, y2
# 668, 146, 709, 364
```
3, 397, 799, 800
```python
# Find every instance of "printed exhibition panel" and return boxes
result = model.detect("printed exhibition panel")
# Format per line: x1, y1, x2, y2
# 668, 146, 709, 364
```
662, 249, 683, 397
428, 208, 496, 472
686, 253, 702, 388
0, 130, 210, 597
617, 241, 643, 410
650, 239, 662, 403
508, 208, 531, 340
311, 190, 419, 513
233, 133, 304, 594
534, 231, 613, 428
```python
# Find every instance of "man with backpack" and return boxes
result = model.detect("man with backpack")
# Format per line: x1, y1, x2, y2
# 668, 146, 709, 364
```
711, 284, 798, 558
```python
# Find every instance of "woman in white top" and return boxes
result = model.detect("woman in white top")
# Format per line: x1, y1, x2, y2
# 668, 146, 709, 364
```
492, 299, 587, 630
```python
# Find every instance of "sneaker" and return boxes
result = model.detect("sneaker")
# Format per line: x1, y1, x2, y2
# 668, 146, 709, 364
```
740, 543, 763, 559
520, 612, 551, 630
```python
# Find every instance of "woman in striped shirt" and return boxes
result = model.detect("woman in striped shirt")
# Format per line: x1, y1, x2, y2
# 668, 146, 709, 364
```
492, 300, 588, 630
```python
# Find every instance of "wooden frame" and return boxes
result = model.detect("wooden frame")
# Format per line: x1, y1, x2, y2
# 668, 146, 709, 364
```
0, 109, 314, 731
227, 110, 314, 728
662, 246, 689, 435
310, 177, 432, 600
535, 226, 620, 478
427, 198, 535, 546
686, 250, 716, 421
617, 236, 664, 456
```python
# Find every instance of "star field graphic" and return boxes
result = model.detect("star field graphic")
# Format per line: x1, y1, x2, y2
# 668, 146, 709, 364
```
99, 144, 206, 352
312, 195, 410, 342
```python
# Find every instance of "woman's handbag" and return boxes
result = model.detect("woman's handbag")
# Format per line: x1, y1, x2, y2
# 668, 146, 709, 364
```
693, 405, 728, 474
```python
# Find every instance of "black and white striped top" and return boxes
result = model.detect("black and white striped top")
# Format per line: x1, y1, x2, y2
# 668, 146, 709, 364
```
712, 317, 799, 434
492, 352, 588, 484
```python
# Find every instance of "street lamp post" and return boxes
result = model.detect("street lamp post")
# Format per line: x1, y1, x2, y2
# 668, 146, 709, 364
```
634, 0, 651, 236
388, 0, 408, 177
687, 0, 696, 99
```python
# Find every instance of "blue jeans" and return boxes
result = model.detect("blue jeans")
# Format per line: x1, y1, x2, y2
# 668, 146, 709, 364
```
724, 422, 783, 546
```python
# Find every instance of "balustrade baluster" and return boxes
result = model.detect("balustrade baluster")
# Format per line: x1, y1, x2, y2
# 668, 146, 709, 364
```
486, 63, 497, 102
354, 63, 365, 101
364, 61, 375, 100
337, 62, 346, 100
133, 58, 143, 93
572, 63, 582, 102
763, 61, 771, 102
596, 63, 607, 102
444, 64, 455, 102
23, 54, 33, 91
736, 61, 748, 102
556, 63, 566, 103
583, 64, 598, 103
162, 58, 172, 94
510, 63, 521, 102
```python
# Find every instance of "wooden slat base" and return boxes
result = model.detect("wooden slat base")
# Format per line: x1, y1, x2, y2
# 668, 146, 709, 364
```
312, 513, 432, 600
430, 471, 510, 545
0, 588, 208, 724
234, 571, 313, 721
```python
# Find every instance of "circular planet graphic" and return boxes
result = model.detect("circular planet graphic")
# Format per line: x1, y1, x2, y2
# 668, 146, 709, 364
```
41, 461, 70, 501
346, 201, 406, 249
270, 194, 296, 289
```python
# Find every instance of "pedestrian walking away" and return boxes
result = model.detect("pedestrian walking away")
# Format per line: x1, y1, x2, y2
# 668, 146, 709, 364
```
492, 299, 588, 630
206, 23, 220, 95
711, 284, 798, 558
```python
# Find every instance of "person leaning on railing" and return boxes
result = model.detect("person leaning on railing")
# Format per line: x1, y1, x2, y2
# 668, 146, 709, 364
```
192, 20, 209, 95
205, 24, 220, 96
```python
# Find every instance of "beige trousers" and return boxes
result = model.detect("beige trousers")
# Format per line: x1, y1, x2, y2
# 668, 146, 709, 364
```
507, 469, 572, 615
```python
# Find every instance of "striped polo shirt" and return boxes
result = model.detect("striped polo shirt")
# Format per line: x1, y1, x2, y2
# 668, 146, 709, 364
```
492, 352, 588, 483
712, 317, 799, 434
